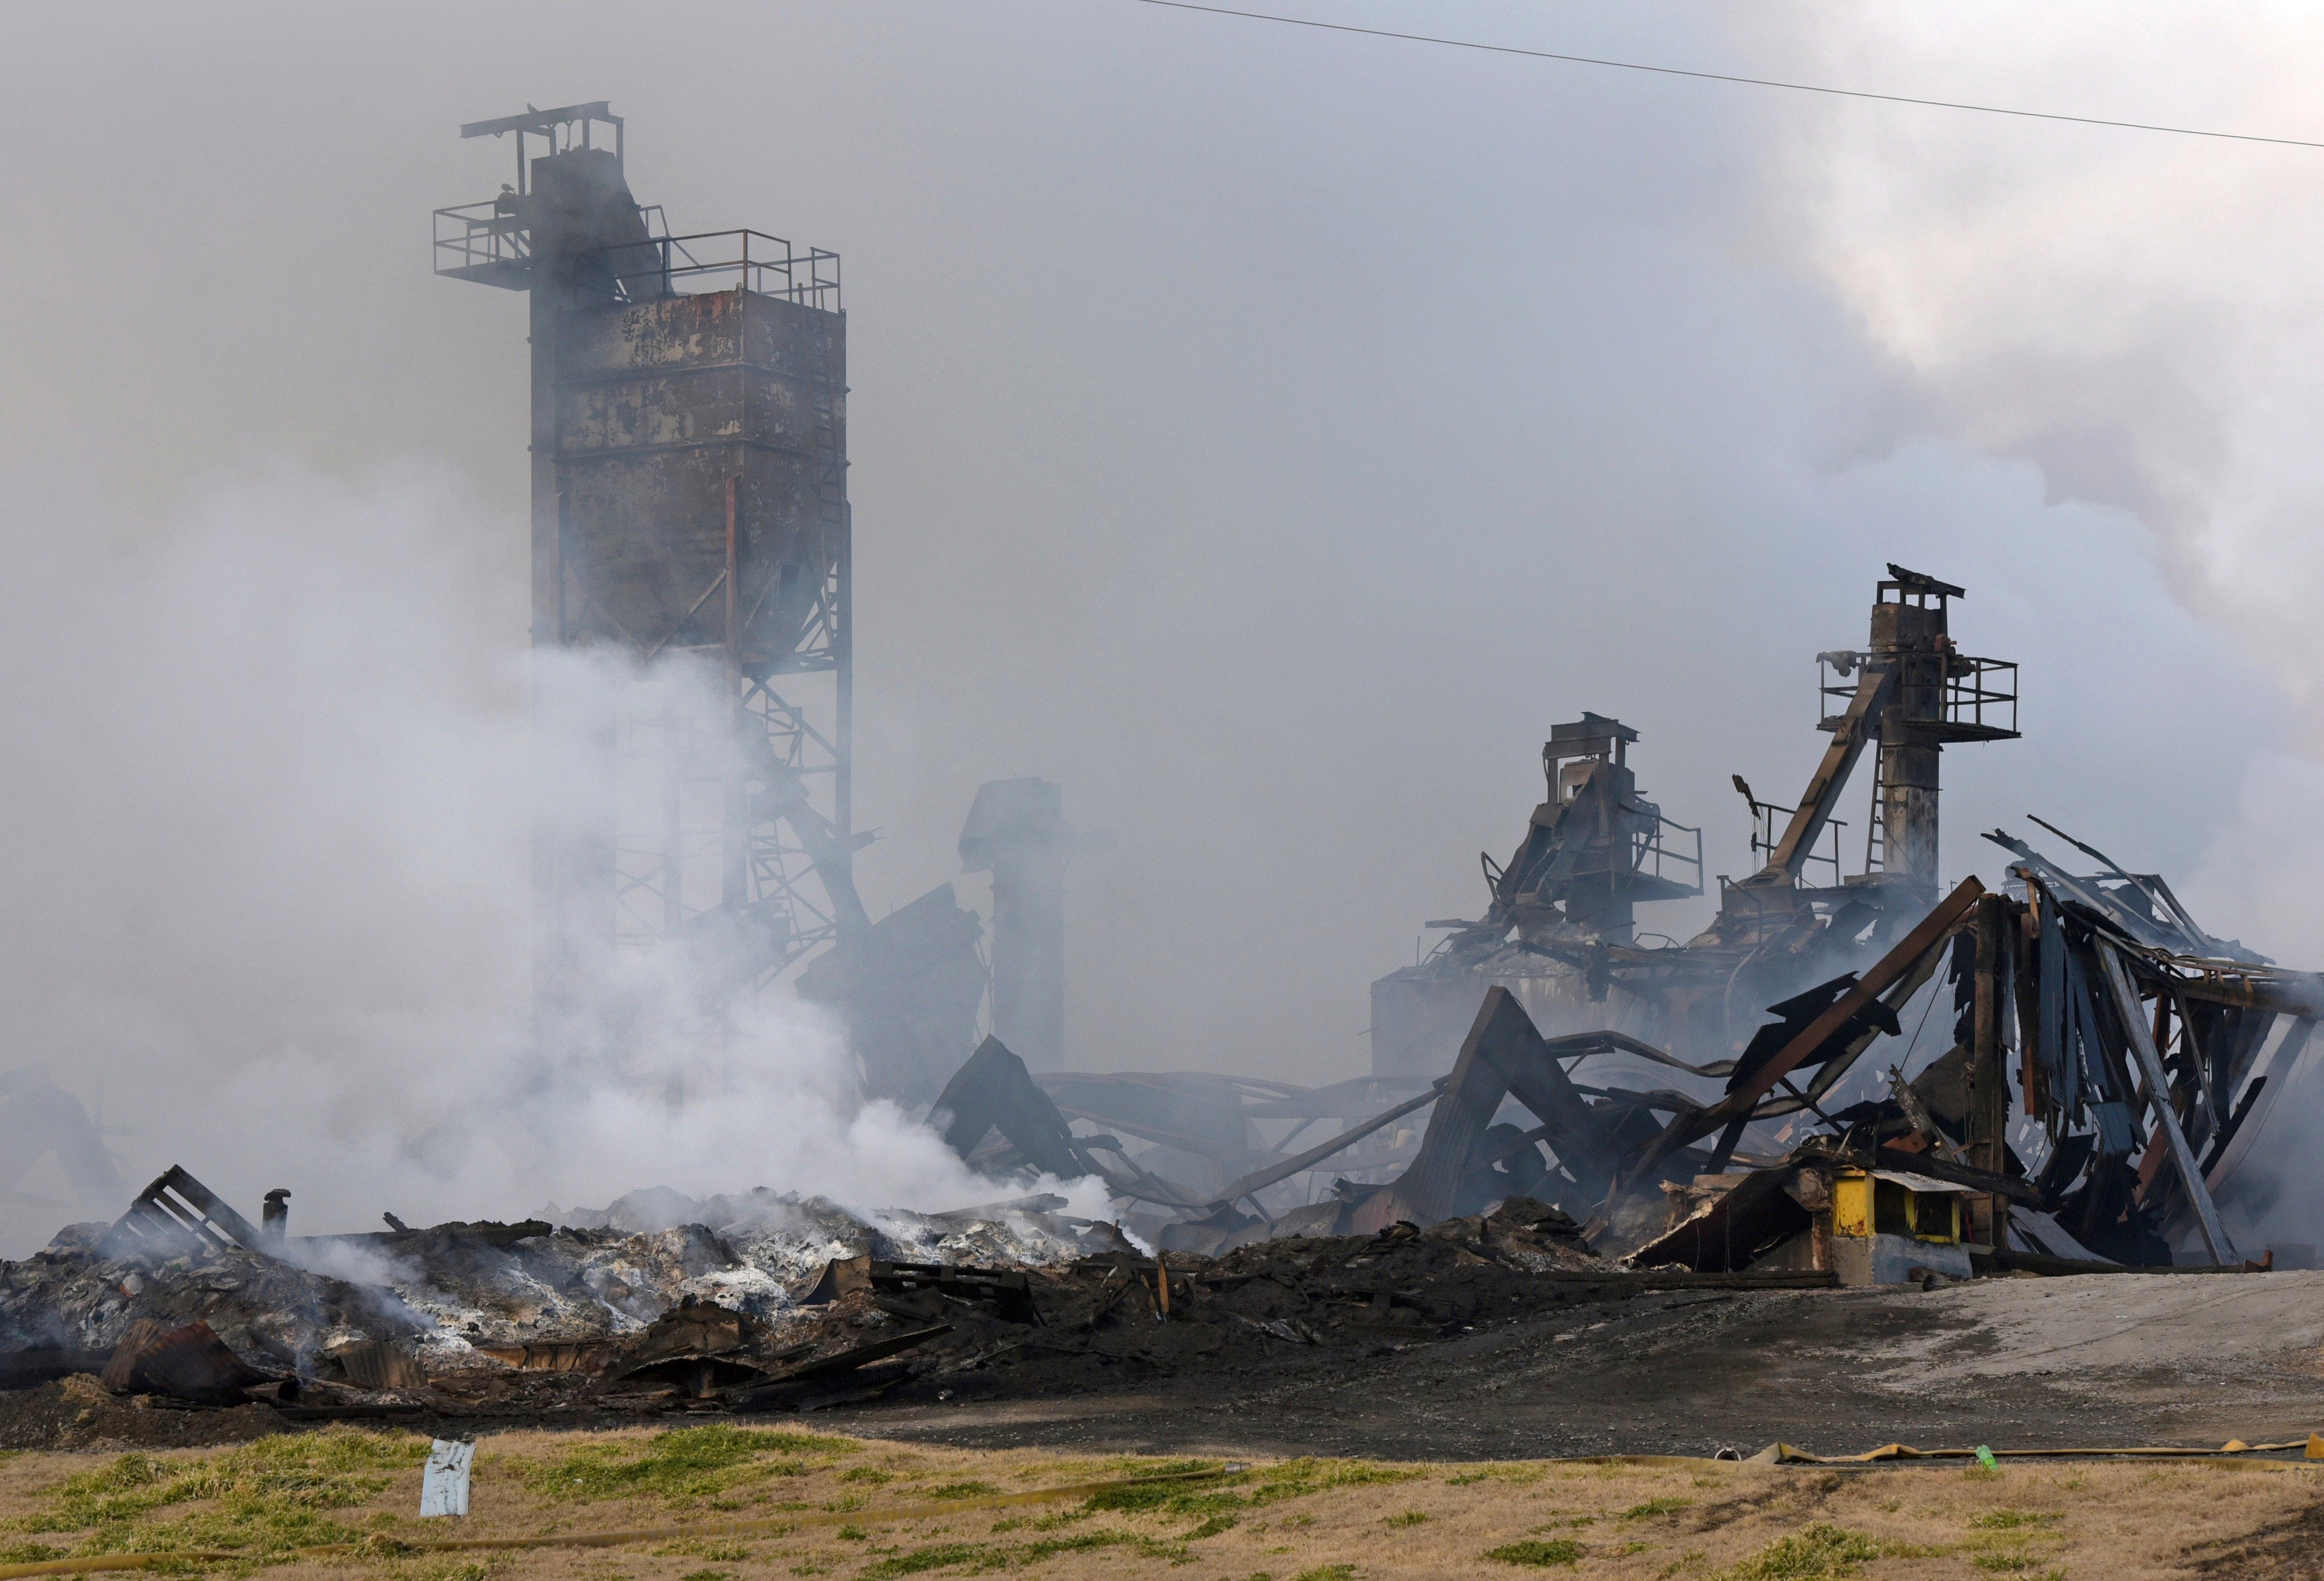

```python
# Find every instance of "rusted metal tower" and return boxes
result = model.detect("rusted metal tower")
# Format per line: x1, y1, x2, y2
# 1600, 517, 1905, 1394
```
435, 104, 861, 1024
1725, 564, 2018, 935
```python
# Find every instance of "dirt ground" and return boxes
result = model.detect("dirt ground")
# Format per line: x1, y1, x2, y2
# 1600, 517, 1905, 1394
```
7, 1271, 2323, 1469
828, 1271, 2324, 1462
1, 1422, 2322, 1580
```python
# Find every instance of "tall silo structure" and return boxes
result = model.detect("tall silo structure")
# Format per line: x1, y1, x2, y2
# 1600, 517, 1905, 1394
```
434, 103, 863, 1028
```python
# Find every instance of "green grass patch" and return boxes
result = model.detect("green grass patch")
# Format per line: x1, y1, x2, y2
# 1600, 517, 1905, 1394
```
1291, 1567, 1356, 1581
1383, 1510, 1429, 1526
515, 1425, 853, 1506
387, 1561, 501, 1581
1084, 1458, 1402, 1519
1487, 1538, 1583, 1565
861, 1543, 985, 1576
841, 1468, 895, 1485
857, 1529, 1187, 1577
919, 1482, 1000, 1500
1971, 1509, 2060, 1531
2, 1428, 428, 1560
1713, 1522, 1882, 1580
1622, 1497, 1693, 1519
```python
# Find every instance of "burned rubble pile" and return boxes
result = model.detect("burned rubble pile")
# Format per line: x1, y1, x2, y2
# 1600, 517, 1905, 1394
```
0, 1164, 1843, 1443
0, 1168, 1112, 1433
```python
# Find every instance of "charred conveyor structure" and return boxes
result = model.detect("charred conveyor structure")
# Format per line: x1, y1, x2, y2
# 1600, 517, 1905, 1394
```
922, 564, 2315, 1279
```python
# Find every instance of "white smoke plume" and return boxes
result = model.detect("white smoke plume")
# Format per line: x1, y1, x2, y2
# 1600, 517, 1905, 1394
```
0, 464, 1096, 1256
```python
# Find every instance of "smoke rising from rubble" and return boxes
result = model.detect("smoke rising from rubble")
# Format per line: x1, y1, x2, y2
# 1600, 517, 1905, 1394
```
7, 6, 2324, 1248
0, 466, 1109, 1255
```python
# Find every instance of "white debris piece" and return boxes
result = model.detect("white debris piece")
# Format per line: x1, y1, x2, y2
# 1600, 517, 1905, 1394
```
420, 1438, 476, 1518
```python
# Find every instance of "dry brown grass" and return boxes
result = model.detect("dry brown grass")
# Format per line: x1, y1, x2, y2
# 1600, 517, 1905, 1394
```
0, 1427, 2317, 1580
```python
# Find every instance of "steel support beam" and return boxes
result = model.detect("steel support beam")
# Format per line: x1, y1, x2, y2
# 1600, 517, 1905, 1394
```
2095, 941, 2236, 1265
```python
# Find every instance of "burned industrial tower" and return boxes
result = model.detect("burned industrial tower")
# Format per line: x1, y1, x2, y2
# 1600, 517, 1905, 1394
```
430, 104, 1068, 1107
435, 103, 859, 1016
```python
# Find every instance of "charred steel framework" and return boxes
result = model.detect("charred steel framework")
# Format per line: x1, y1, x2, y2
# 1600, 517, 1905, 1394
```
1730, 565, 2020, 921
435, 102, 855, 1009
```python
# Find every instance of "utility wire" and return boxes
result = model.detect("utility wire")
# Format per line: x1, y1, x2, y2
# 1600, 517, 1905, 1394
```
1128, 0, 2324, 152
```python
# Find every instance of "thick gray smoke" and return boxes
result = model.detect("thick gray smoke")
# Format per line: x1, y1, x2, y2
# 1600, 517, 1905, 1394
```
4, 4, 2323, 1250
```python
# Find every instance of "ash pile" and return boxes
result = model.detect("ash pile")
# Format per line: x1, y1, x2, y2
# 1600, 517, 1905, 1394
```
0, 1163, 1834, 1441
0, 1172, 1104, 1436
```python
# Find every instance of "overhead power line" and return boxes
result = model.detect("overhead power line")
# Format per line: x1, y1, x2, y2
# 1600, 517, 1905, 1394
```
1128, 0, 2324, 151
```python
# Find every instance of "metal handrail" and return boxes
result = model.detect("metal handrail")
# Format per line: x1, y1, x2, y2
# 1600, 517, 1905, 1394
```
1933, 655, 2018, 735
1817, 650, 2018, 736
601, 229, 841, 311
432, 211, 842, 314
432, 200, 532, 273
1632, 812, 1706, 896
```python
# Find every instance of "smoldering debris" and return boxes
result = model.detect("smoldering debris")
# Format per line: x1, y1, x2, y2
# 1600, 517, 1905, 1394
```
0, 1172, 1123, 1439
0, 1170, 1844, 1447
6, 569, 2322, 1446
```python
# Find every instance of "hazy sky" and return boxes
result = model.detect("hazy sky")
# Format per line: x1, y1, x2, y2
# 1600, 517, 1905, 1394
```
5, 2, 2323, 1233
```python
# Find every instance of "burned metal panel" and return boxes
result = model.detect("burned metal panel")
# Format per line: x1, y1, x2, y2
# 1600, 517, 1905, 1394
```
553, 289, 845, 656
2095, 943, 2236, 1263
930, 1036, 1089, 1182
106, 1319, 275, 1404
1375, 990, 1532, 1227
797, 883, 987, 1109
1632, 1169, 1815, 1274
